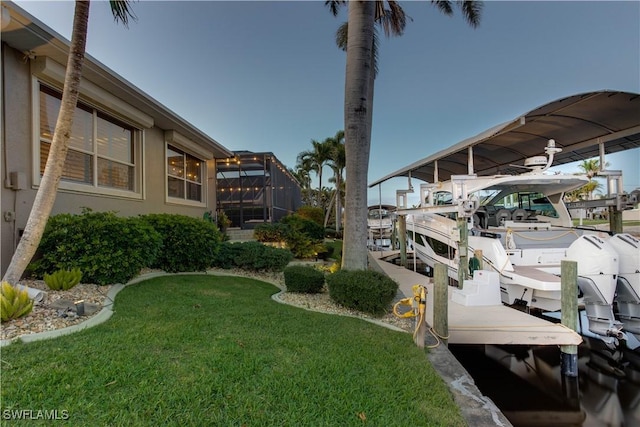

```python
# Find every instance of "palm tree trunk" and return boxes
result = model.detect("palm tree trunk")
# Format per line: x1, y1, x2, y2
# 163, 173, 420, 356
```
3, 1, 90, 285
342, 0, 375, 270
335, 174, 341, 232
324, 190, 336, 228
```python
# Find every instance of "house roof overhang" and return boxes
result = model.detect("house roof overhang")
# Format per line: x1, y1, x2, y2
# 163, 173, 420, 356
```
1, 1, 233, 159
369, 90, 640, 187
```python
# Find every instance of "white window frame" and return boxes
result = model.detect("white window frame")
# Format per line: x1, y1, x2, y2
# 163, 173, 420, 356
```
164, 132, 209, 207
32, 79, 145, 200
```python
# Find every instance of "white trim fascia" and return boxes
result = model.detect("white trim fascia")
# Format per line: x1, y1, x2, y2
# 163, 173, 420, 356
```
165, 130, 214, 160
31, 57, 154, 129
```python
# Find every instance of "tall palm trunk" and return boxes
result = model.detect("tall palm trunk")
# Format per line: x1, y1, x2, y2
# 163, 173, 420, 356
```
342, 0, 375, 270
335, 174, 342, 232
3, 1, 90, 285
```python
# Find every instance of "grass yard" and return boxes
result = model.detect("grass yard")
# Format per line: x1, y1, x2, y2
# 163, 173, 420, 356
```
0, 275, 464, 426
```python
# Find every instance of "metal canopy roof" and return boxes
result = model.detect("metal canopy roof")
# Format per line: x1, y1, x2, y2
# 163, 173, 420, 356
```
369, 90, 640, 187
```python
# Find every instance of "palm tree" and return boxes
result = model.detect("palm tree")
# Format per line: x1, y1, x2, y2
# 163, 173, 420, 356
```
325, 130, 346, 232
289, 166, 316, 206
297, 138, 334, 209
326, 0, 482, 270
2, 1, 136, 287
577, 158, 607, 200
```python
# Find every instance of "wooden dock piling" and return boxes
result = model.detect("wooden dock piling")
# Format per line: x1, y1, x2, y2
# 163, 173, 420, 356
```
398, 215, 407, 268
560, 260, 578, 377
434, 263, 449, 346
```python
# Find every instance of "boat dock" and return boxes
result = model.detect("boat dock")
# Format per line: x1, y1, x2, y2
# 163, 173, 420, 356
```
369, 251, 582, 346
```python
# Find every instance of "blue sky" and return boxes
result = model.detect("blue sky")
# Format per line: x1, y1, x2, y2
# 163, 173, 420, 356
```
13, 0, 640, 205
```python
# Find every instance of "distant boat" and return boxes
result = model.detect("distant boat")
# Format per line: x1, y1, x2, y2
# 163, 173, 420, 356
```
367, 205, 396, 250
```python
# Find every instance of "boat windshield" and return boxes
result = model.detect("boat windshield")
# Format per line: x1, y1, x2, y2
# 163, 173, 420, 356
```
368, 209, 389, 220
485, 191, 558, 218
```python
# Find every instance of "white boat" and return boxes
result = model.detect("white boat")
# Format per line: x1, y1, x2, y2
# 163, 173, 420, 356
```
367, 205, 395, 249
369, 91, 640, 348
400, 141, 638, 347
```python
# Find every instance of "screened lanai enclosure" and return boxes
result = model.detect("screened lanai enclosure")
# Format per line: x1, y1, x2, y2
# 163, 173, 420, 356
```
216, 151, 302, 229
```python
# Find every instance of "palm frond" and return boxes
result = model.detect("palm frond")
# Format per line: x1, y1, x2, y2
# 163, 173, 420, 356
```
335, 21, 348, 52
458, 0, 482, 28
336, 22, 380, 78
430, 0, 454, 16
109, 0, 137, 28
325, 0, 346, 17
377, 0, 410, 37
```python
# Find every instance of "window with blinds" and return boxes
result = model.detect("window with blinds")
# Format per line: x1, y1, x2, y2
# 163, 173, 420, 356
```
39, 84, 137, 192
167, 144, 203, 202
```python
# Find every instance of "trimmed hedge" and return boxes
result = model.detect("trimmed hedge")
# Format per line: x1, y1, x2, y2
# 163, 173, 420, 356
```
32, 211, 162, 285
213, 241, 293, 272
326, 270, 398, 316
283, 265, 325, 293
140, 214, 222, 273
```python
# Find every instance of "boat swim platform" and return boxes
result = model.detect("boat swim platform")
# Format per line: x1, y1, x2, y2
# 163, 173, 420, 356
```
369, 250, 582, 346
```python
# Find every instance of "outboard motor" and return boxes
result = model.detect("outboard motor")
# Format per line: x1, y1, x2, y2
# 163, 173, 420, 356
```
566, 235, 623, 348
609, 234, 640, 336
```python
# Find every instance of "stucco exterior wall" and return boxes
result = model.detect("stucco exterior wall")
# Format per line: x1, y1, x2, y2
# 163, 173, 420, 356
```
1, 43, 218, 276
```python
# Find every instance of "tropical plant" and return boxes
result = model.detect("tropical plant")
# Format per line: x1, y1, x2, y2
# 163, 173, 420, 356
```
577, 158, 607, 200
1, 281, 34, 322
297, 138, 334, 209
2, 1, 136, 287
326, 0, 482, 270
317, 130, 347, 231
44, 268, 83, 291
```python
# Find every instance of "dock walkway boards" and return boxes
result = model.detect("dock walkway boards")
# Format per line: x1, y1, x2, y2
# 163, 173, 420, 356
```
369, 251, 582, 346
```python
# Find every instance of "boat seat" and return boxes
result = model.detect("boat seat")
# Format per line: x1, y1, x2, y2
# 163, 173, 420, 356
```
512, 209, 528, 221
496, 209, 511, 225
475, 207, 488, 228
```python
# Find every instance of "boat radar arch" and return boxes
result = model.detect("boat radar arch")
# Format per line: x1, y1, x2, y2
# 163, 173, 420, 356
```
513, 139, 563, 173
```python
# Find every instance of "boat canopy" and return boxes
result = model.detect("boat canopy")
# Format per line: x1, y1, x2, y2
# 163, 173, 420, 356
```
369, 90, 640, 187
465, 174, 590, 197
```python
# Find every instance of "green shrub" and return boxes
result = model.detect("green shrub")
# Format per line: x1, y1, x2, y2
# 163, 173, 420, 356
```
320, 240, 342, 261
284, 232, 327, 259
140, 214, 222, 273
44, 268, 82, 291
283, 265, 325, 293
32, 211, 162, 285
295, 206, 324, 226
212, 242, 245, 269
254, 223, 289, 243
233, 242, 293, 272
1, 282, 34, 322
212, 241, 293, 272
281, 215, 325, 241
326, 270, 398, 316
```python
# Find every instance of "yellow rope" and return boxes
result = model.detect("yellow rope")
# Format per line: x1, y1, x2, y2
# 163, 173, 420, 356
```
511, 229, 579, 241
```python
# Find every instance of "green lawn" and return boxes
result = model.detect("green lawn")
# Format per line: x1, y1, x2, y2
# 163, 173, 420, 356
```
0, 275, 464, 426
